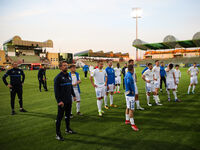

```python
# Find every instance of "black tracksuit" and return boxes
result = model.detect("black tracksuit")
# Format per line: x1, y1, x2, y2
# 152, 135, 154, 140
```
54, 71, 75, 135
122, 66, 127, 89
38, 68, 47, 91
2, 68, 25, 110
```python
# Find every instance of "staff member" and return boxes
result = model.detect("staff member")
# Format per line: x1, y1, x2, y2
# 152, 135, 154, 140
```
38, 65, 48, 92
2, 62, 27, 115
54, 61, 77, 141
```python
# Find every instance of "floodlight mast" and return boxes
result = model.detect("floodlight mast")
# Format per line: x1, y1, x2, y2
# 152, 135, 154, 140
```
131, 8, 142, 60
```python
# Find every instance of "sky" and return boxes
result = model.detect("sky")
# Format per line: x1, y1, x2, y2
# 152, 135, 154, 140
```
0, 0, 200, 58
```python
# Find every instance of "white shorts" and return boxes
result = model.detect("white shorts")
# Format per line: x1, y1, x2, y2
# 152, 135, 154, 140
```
146, 82, 155, 93
125, 96, 135, 110
154, 79, 160, 89
72, 88, 81, 102
105, 84, 115, 92
134, 82, 138, 94
115, 76, 121, 84
167, 80, 176, 89
190, 76, 198, 84
95, 86, 105, 98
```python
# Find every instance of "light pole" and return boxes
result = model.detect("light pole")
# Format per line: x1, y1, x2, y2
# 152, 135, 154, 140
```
131, 8, 142, 60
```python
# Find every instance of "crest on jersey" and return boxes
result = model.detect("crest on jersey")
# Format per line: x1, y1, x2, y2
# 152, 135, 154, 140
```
18, 71, 20, 74
62, 77, 65, 80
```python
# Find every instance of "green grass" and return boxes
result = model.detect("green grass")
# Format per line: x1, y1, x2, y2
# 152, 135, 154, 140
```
0, 67, 200, 150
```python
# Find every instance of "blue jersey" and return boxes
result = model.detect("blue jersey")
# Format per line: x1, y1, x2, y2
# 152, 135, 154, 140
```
124, 72, 135, 97
83, 65, 89, 72
142, 67, 148, 74
160, 66, 166, 77
105, 67, 115, 85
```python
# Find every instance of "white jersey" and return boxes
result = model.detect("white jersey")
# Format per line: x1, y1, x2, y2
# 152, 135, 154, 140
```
91, 68, 107, 87
143, 69, 154, 82
174, 69, 181, 79
152, 66, 160, 79
166, 68, 175, 81
89, 66, 94, 72
188, 66, 199, 77
114, 67, 121, 77
71, 73, 81, 89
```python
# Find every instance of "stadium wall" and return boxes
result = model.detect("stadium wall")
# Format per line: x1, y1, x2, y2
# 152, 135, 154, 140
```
0, 50, 6, 66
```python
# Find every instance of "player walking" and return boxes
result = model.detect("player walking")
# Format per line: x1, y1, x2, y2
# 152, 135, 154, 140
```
83, 64, 89, 79
152, 60, 161, 103
160, 62, 167, 92
165, 63, 180, 102
187, 63, 199, 94
89, 65, 94, 75
122, 63, 127, 90
104, 60, 117, 108
124, 64, 139, 131
90, 60, 107, 116
126, 59, 144, 110
174, 65, 181, 92
69, 65, 82, 116
114, 63, 121, 93
142, 63, 162, 106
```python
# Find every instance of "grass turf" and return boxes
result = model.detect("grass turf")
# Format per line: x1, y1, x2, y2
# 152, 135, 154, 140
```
0, 67, 200, 150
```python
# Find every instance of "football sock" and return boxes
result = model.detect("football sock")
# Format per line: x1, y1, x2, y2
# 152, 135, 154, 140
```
76, 102, 80, 112
192, 85, 195, 92
110, 95, 113, 105
188, 85, 191, 93
130, 118, 135, 125
167, 90, 170, 99
104, 95, 108, 106
125, 114, 130, 120
146, 94, 150, 104
173, 91, 177, 99
117, 85, 120, 91
157, 95, 160, 100
153, 95, 158, 103
136, 100, 140, 108
97, 100, 102, 112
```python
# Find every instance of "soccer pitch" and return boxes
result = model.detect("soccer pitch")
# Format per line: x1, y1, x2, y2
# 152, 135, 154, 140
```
0, 67, 200, 150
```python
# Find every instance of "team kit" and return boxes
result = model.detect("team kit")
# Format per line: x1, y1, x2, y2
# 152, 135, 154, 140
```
2, 60, 199, 141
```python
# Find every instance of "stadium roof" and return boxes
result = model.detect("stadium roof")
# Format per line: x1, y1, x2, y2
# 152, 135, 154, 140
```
133, 32, 200, 50
3, 35, 53, 48
74, 50, 129, 58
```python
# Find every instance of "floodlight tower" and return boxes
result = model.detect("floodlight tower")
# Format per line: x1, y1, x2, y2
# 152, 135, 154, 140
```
131, 8, 143, 60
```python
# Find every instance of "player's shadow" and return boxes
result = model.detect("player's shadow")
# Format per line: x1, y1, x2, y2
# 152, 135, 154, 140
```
19, 111, 56, 120
64, 133, 195, 150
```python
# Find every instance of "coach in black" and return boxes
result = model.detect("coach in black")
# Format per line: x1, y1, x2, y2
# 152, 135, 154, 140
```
2, 62, 27, 115
38, 65, 48, 92
54, 61, 77, 141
